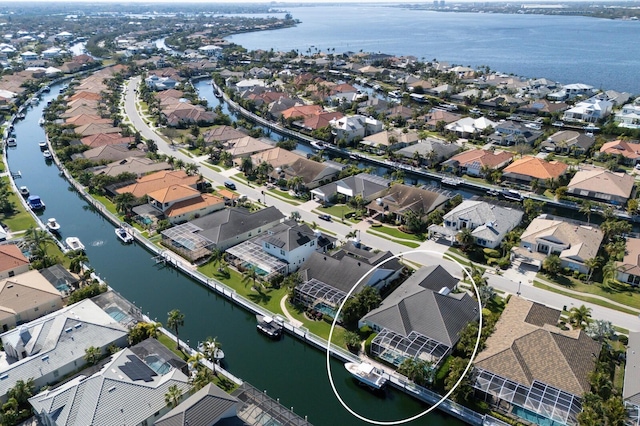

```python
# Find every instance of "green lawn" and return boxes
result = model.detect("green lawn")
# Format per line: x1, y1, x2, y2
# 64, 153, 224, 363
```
202, 163, 223, 172
91, 194, 119, 216
533, 281, 640, 315
536, 273, 640, 312
268, 189, 302, 205
157, 333, 188, 360
367, 224, 425, 242
2, 179, 37, 232
197, 262, 287, 316
314, 204, 355, 221
178, 149, 195, 158
365, 229, 420, 248
286, 302, 347, 348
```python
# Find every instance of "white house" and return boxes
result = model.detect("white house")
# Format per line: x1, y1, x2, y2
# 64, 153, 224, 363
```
20, 51, 38, 61
145, 74, 177, 91
42, 47, 63, 59
0, 299, 128, 402
562, 97, 613, 123
615, 103, 640, 129
235, 78, 266, 92
330, 114, 383, 142
198, 44, 222, 58
445, 116, 497, 138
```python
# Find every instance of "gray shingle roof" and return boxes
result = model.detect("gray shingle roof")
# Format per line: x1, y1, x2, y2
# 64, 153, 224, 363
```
29, 347, 191, 426
155, 383, 238, 426
190, 207, 285, 245
624, 332, 640, 405
444, 200, 523, 243
257, 221, 315, 252
361, 266, 478, 347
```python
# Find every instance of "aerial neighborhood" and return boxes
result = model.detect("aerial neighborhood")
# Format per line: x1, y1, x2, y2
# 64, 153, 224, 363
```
0, 3, 636, 426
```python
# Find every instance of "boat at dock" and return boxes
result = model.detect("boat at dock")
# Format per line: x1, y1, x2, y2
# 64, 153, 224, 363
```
18, 186, 29, 197
500, 189, 524, 202
38, 117, 45, 126
65, 237, 85, 252
6, 138, 16, 147
43, 150, 53, 160
27, 195, 45, 210
46, 218, 61, 233
344, 362, 388, 390
256, 315, 283, 339
115, 226, 134, 244
198, 340, 225, 362
442, 176, 463, 187
39, 141, 47, 150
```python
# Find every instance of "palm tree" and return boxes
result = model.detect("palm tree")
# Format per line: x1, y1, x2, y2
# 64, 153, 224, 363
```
240, 156, 254, 175
456, 227, 474, 251
584, 257, 601, 283
166, 309, 185, 350
187, 351, 204, 371
208, 248, 224, 271
184, 162, 199, 176
579, 200, 594, 224
189, 365, 215, 392
568, 304, 592, 330
241, 266, 260, 290
542, 254, 561, 276
83, 346, 102, 365
201, 336, 222, 375
478, 285, 496, 307
602, 260, 619, 285
67, 251, 88, 274
287, 176, 305, 194
164, 384, 183, 408
114, 192, 136, 216
24, 227, 56, 259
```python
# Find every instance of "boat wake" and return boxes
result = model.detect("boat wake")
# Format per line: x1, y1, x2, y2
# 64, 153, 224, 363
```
91, 240, 105, 247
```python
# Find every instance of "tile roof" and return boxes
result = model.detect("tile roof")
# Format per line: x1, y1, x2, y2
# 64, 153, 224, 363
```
503, 156, 568, 180
165, 194, 225, 219
155, 383, 238, 426
116, 170, 199, 198
616, 237, 640, 277
474, 297, 600, 396
251, 147, 303, 169
0, 244, 29, 272
148, 184, 201, 204
365, 183, 450, 216
567, 166, 634, 199
600, 139, 640, 161
0, 270, 62, 319
446, 149, 514, 169
624, 332, 640, 405
202, 126, 247, 144
65, 114, 111, 126
191, 206, 285, 245
362, 129, 420, 147
80, 133, 135, 148
91, 157, 172, 177
74, 123, 121, 137
79, 144, 145, 162
273, 157, 342, 186
29, 347, 190, 426
224, 136, 273, 157
361, 265, 478, 347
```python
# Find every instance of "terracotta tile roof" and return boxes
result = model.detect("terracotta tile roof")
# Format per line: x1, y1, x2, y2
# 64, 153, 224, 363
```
148, 184, 200, 204
280, 105, 323, 119
74, 123, 121, 137
62, 105, 99, 118
616, 237, 640, 277
165, 193, 225, 218
600, 139, 640, 161
0, 244, 29, 272
81, 133, 134, 148
156, 89, 184, 99
447, 149, 514, 169
503, 156, 568, 180
251, 147, 303, 168
475, 297, 600, 396
116, 170, 199, 198
65, 114, 111, 126
202, 126, 247, 144
302, 111, 343, 130
68, 91, 102, 101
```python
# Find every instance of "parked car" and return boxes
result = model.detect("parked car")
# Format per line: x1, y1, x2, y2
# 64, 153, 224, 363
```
318, 214, 332, 221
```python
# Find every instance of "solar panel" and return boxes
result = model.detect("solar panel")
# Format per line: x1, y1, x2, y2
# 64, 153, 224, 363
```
119, 355, 157, 382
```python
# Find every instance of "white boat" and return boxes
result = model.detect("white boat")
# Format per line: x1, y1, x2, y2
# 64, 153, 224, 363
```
65, 237, 85, 252
256, 315, 283, 339
115, 226, 134, 244
46, 218, 61, 233
43, 150, 53, 160
198, 341, 225, 361
38, 117, 45, 126
500, 189, 524, 202
18, 186, 29, 197
38, 141, 47, 150
6, 138, 16, 147
345, 362, 387, 390
442, 176, 463, 187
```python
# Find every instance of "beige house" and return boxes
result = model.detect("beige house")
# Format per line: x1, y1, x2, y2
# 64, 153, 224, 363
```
147, 184, 225, 224
360, 129, 419, 153
567, 166, 635, 205
251, 147, 303, 169
616, 237, 640, 286
225, 136, 273, 159
0, 270, 64, 331
511, 215, 603, 274
0, 244, 30, 279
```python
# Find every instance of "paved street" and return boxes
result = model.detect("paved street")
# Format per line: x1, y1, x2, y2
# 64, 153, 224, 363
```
123, 77, 640, 332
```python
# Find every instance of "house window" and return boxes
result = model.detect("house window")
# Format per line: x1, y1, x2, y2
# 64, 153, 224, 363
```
311, 241, 315, 247
53, 370, 59, 378
477, 239, 486, 246
265, 243, 270, 249
8, 271, 14, 277
280, 249, 285, 255
537, 244, 549, 254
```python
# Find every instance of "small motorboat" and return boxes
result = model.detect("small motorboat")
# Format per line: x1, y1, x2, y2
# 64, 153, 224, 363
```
18, 186, 29, 197
198, 340, 225, 362
38, 141, 47, 150
115, 226, 134, 244
27, 195, 45, 210
65, 237, 85, 252
46, 218, 61, 233
345, 362, 388, 390
43, 150, 53, 160
6, 138, 16, 147
256, 315, 283, 340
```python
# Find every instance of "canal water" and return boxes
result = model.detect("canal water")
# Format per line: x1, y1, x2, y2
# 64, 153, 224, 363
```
8, 84, 463, 425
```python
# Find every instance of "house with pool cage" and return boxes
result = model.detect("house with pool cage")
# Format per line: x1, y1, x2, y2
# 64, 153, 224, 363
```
292, 241, 404, 318
472, 296, 601, 426
358, 265, 478, 367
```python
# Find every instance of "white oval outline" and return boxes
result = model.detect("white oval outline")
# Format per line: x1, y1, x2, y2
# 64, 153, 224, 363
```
326, 249, 484, 425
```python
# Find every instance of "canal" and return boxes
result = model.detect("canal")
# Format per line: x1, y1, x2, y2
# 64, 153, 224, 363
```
8, 84, 464, 425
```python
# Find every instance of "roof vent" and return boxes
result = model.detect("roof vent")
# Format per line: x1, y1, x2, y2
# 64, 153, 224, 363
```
108, 386, 116, 392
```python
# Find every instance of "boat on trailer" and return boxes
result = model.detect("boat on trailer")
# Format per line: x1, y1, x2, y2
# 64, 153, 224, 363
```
345, 362, 388, 390
115, 226, 134, 244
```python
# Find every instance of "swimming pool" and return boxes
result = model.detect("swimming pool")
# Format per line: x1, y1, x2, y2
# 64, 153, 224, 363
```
313, 302, 337, 318
105, 306, 131, 323
242, 262, 268, 276
145, 354, 172, 375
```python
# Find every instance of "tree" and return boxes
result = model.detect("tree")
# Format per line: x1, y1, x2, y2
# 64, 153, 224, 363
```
24, 227, 56, 260
167, 309, 185, 350
241, 266, 260, 290
542, 254, 561, 276
604, 396, 627, 426
627, 198, 639, 216
585, 319, 615, 342
240, 156, 253, 175
398, 358, 434, 387
344, 331, 362, 353
523, 198, 543, 223
579, 200, 594, 225
84, 346, 102, 365
114, 192, 136, 216
456, 227, 474, 251
164, 384, 182, 408
189, 365, 215, 392
341, 287, 381, 328
478, 285, 496, 307
187, 351, 204, 371
602, 260, 619, 284
444, 357, 474, 403
287, 176, 305, 194
584, 257, 601, 283
7, 379, 34, 407
568, 304, 592, 330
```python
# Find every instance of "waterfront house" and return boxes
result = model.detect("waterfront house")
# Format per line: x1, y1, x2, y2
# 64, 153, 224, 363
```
442, 149, 513, 177
615, 103, 640, 129
562, 97, 613, 123
75, 144, 145, 163
547, 83, 596, 101
161, 206, 285, 261
599, 139, 640, 165
271, 157, 344, 190
29, 345, 190, 426
226, 220, 335, 278
0, 269, 64, 331
566, 166, 634, 205
91, 157, 172, 177
360, 128, 419, 153
395, 137, 460, 167
511, 215, 603, 274
445, 116, 498, 138
517, 98, 568, 115
357, 97, 389, 115
115, 170, 200, 199
488, 120, 543, 146
251, 147, 303, 169
615, 237, 640, 286
198, 44, 223, 57
365, 183, 450, 223
155, 383, 240, 426
202, 125, 247, 145
539, 130, 594, 155
65, 113, 112, 127
502, 156, 569, 186
422, 108, 461, 130
147, 184, 225, 224
224, 136, 273, 159
330, 114, 383, 142
360, 265, 478, 367
310, 173, 390, 204
0, 244, 30, 279
292, 242, 403, 316
73, 122, 121, 137
0, 299, 128, 402
145, 75, 177, 91
428, 200, 523, 249
473, 297, 600, 426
